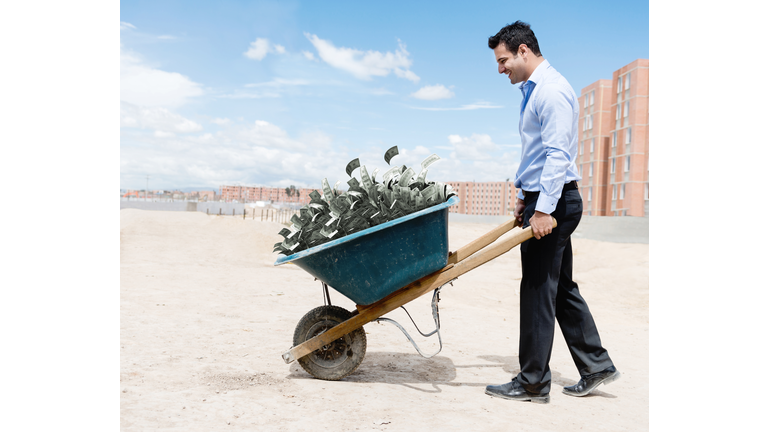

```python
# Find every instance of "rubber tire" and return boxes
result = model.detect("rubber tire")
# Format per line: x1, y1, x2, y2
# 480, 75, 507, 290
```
292, 305, 367, 381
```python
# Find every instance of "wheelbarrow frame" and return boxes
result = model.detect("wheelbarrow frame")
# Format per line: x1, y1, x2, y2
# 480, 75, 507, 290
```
281, 215, 556, 364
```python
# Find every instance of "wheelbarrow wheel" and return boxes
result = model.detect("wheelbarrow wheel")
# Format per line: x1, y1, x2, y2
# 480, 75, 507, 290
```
292, 305, 367, 381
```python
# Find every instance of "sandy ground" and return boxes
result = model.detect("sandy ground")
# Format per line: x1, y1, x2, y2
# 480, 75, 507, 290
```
120, 209, 648, 431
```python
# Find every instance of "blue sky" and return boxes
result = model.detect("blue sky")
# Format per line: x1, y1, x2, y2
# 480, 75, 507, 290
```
120, 0, 649, 191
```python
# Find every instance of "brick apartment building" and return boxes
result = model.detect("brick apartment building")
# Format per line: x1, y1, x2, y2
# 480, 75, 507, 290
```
577, 59, 649, 216
444, 181, 518, 216
219, 185, 313, 205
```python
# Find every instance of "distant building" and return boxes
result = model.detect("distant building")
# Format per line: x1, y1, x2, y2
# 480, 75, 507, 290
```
219, 185, 313, 205
577, 59, 649, 216
444, 181, 518, 216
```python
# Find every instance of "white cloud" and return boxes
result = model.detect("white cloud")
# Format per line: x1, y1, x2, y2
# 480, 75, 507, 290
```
244, 78, 310, 88
404, 134, 520, 182
411, 84, 455, 100
302, 51, 316, 61
157, 35, 176, 40
305, 33, 420, 82
244, 38, 287, 60
121, 119, 521, 189
121, 101, 203, 133
409, 101, 503, 111
120, 22, 136, 31
121, 120, 353, 189
121, 49, 204, 108
211, 118, 232, 126
447, 134, 498, 161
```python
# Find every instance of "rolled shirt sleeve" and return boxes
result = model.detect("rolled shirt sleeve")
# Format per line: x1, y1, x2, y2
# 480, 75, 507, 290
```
533, 84, 577, 214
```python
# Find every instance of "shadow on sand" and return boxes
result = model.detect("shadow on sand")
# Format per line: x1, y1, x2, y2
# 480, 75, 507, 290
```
286, 351, 615, 398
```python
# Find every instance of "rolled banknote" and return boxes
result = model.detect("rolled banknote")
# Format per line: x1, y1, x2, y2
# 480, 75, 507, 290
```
399, 167, 415, 186
382, 165, 401, 183
322, 178, 333, 203
360, 165, 373, 191
346, 158, 360, 177
384, 146, 399, 165
421, 153, 441, 170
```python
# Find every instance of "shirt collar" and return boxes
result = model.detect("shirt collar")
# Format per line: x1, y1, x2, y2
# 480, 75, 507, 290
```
518, 59, 550, 90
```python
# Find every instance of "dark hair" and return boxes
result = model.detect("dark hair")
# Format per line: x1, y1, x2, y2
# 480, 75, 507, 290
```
488, 21, 542, 56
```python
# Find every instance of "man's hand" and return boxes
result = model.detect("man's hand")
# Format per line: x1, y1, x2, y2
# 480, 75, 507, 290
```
513, 198, 525, 224
529, 210, 553, 240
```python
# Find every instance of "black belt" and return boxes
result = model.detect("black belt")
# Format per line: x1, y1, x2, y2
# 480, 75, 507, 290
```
522, 181, 578, 197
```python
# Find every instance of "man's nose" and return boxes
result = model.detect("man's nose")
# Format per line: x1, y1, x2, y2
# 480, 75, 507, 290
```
498, 64, 505, 74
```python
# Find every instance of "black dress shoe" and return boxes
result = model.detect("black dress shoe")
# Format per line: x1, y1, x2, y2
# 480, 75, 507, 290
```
485, 379, 550, 404
562, 366, 620, 397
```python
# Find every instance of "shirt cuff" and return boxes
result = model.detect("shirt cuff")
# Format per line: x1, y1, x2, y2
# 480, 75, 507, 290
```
534, 193, 558, 214
516, 190, 524, 201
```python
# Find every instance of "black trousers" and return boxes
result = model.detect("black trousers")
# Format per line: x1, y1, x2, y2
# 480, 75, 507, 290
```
516, 187, 613, 395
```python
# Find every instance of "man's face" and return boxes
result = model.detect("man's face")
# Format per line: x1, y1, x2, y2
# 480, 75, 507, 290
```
494, 43, 526, 85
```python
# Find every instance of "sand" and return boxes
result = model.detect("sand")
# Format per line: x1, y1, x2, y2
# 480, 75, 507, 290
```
120, 209, 648, 431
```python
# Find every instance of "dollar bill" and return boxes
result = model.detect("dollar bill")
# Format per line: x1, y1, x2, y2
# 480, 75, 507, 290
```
382, 165, 401, 183
384, 146, 399, 165
322, 178, 333, 203
415, 194, 425, 210
360, 165, 373, 191
416, 168, 428, 184
421, 184, 437, 201
346, 158, 360, 177
371, 168, 379, 183
309, 190, 323, 202
421, 153, 441, 170
290, 214, 304, 228
399, 167, 415, 186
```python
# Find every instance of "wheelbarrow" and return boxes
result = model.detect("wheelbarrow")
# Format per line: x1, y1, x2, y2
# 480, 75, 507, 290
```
274, 196, 556, 381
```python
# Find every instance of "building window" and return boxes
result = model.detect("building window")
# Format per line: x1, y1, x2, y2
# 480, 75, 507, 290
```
626, 127, 632, 144
589, 163, 593, 177
624, 101, 629, 118
617, 76, 622, 93
611, 158, 616, 173
591, 138, 595, 153
616, 104, 621, 120
620, 183, 625, 199
588, 187, 592, 201
589, 115, 593, 130
644, 183, 649, 200
612, 131, 617, 147
612, 185, 617, 200
625, 156, 631, 172
625, 72, 631, 90
590, 90, 595, 106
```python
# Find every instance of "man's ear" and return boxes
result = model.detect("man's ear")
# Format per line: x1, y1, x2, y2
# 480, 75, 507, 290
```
518, 44, 529, 59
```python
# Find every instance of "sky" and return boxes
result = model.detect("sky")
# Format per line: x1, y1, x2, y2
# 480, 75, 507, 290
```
120, 0, 649, 192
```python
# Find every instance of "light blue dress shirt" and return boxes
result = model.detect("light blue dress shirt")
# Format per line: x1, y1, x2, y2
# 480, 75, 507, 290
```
515, 59, 582, 214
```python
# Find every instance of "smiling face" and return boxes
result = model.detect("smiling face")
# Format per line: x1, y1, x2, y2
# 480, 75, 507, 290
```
493, 42, 528, 85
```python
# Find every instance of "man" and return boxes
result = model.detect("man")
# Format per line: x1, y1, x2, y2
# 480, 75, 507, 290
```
484, 21, 619, 404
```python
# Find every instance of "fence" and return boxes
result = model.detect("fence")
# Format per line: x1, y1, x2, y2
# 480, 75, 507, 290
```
121, 199, 299, 224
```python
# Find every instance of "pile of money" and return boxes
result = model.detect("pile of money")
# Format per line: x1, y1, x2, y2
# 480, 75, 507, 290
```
273, 146, 456, 255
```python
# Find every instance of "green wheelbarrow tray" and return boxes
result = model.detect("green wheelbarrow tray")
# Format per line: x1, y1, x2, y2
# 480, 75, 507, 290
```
274, 196, 459, 306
